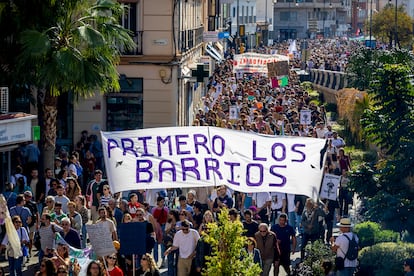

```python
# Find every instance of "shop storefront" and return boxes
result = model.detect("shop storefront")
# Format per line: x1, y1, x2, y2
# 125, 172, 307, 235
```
0, 113, 37, 190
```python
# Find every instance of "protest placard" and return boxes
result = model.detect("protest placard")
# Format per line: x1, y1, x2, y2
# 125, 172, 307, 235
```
86, 224, 116, 257
320, 174, 341, 200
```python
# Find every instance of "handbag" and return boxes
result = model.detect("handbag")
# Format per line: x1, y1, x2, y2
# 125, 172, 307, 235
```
34, 231, 41, 250
335, 256, 345, 271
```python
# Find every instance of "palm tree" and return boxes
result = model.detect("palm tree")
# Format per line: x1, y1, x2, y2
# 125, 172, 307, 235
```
16, 0, 135, 169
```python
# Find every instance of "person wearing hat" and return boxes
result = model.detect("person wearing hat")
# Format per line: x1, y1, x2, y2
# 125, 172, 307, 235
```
330, 218, 359, 276
404, 258, 414, 275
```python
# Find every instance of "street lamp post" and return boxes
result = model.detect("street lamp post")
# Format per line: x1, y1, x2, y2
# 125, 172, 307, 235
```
369, 0, 373, 48
323, 0, 326, 37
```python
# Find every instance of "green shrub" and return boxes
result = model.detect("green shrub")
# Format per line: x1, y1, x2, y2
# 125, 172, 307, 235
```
354, 221, 400, 248
358, 242, 414, 276
203, 208, 261, 276
300, 81, 313, 91
299, 240, 335, 276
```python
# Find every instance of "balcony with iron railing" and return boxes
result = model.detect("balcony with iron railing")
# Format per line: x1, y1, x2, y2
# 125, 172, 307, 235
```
121, 30, 143, 56
180, 26, 204, 53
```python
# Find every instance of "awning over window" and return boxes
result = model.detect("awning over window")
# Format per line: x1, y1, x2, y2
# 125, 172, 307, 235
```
205, 43, 223, 63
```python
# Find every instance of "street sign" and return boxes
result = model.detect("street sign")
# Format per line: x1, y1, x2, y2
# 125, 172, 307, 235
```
203, 31, 219, 42
32, 126, 40, 141
218, 32, 230, 39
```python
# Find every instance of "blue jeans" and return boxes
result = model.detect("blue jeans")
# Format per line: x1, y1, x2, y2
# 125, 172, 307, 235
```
8, 256, 23, 276
337, 267, 356, 276
167, 250, 178, 276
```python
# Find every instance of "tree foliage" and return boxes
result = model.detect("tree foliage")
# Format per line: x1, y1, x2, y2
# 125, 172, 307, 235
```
336, 88, 370, 145
370, 4, 413, 48
202, 208, 262, 276
348, 49, 414, 236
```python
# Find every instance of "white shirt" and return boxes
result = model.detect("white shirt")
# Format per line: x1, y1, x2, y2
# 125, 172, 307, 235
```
269, 192, 285, 210
173, 229, 200, 258
335, 232, 359, 268
254, 192, 271, 209
55, 195, 70, 213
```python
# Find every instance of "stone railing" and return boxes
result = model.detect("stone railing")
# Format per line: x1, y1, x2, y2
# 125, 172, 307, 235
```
309, 69, 350, 103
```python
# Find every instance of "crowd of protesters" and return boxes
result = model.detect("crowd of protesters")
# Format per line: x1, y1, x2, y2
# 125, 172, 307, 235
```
1, 39, 360, 276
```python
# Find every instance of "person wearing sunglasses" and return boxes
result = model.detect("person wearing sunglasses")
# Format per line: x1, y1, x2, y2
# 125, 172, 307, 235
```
1, 215, 30, 276
105, 254, 123, 276
137, 253, 160, 276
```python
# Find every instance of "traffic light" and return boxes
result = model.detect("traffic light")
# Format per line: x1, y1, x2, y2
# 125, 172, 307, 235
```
240, 43, 245, 54
239, 25, 245, 37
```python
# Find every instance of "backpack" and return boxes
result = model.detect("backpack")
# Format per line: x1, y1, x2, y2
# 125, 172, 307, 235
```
344, 234, 358, 260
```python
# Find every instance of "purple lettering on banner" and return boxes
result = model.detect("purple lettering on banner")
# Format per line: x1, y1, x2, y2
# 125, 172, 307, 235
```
157, 136, 172, 156
271, 143, 286, 162
121, 138, 138, 157
224, 162, 241, 186
181, 158, 201, 181
175, 135, 191, 155
107, 139, 119, 159
136, 160, 153, 183
204, 158, 223, 180
193, 134, 211, 154
159, 160, 177, 181
291, 144, 306, 162
211, 135, 225, 156
138, 136, 154, 157
269, 165, 287, 186
252, 140, 266, 161
246, 163, 264, 186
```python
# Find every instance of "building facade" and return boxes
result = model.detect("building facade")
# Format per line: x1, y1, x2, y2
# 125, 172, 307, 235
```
72, 0, 221, 144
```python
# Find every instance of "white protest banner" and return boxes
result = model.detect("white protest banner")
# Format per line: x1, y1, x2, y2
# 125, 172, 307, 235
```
102, 127, 326, 199
86, 224, 116, 257
300, 110, 312, 125
320, 173, 341, 200
233, 53, 289, 74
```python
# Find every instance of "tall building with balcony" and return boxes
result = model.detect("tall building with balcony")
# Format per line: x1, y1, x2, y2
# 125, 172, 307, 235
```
273, 0, 347, 40
70, 0, 219, 145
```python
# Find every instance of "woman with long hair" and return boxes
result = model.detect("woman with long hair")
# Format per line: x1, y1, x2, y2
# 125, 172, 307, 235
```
35, 257, 56, 276
105, 253, 124, 276
57, 169, 68, 188
52, 243, 70, 269
65, 178, 82, 201
198, 210, 214, 233
86, 260, 104, 276
137, 253, 160, 276
75, 195, 89, 248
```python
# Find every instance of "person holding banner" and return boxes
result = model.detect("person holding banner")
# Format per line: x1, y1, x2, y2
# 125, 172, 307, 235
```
1, 215, 30, 276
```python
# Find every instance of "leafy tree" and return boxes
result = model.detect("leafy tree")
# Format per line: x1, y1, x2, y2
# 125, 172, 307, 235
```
202, 208, 262, 276
370, 4, 413, 48
336, 88, 370, 145
3, 0, 135, 169
349, 49, 414, 236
